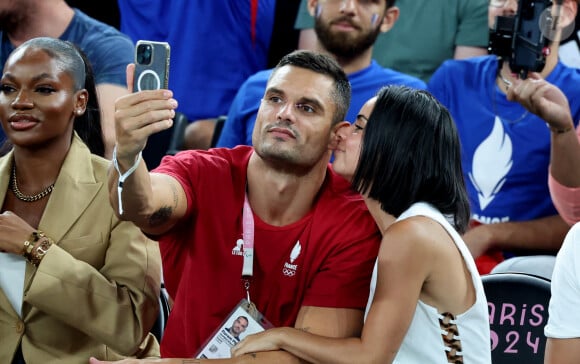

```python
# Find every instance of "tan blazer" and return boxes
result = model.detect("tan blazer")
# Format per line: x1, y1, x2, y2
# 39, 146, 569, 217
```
0, 136, 161, 363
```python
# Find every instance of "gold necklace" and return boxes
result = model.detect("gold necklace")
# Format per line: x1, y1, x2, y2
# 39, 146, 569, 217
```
10, 164, 55, 202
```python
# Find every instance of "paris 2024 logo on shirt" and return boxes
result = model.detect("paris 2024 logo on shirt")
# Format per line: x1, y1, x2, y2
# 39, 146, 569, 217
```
469, 117, 513, 212
283, 241, 301, 277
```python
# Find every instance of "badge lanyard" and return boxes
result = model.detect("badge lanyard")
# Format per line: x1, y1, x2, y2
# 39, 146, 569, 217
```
241, 194, 254, 304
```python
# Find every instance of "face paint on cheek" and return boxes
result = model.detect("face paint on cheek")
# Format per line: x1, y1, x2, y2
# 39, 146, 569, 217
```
316, 4, 322, 18
371, 13, 379, 26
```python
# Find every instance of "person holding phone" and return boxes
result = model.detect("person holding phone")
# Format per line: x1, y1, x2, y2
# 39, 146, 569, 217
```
427, 0, 580, 274
0, 37, 161, 363
231, 86, 491, 364
94, 50, 381, 364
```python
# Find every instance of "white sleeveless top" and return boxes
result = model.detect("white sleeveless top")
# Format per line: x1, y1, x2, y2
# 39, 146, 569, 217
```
365, 202, 491, 363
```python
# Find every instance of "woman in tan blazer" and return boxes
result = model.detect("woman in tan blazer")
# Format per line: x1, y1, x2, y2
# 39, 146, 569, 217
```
0, 37, 161, 363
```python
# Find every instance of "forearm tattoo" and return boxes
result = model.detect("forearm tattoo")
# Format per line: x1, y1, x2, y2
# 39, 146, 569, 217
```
171, 180, 179, 209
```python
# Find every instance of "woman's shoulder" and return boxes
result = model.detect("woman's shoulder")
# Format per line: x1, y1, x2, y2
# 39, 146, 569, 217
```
380, 217, 440, 257
379, 215, 455, 268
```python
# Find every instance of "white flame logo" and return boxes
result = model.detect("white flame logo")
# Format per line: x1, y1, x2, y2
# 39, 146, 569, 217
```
469, 117, 513, 210
290, 241, 301, 263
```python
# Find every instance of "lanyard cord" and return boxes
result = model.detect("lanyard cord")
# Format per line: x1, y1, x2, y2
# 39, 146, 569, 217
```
241, 194, 254, 303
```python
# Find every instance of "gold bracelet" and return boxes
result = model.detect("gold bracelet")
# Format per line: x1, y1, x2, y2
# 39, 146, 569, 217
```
550, 125, 574, 134
21, 230, 44, 256
27, 236, 54, 266
22, 240, 34, 256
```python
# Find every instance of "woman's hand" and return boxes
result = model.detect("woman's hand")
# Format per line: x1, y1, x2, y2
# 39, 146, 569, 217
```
230, 328, 284, 357
0, 211, 35, 254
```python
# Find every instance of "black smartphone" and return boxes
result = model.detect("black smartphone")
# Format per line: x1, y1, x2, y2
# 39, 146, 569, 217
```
133, 40, 171, 91
509, 0, 551, 78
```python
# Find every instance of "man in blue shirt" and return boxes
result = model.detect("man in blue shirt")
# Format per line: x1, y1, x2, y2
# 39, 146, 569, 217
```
216, 0, 425, 148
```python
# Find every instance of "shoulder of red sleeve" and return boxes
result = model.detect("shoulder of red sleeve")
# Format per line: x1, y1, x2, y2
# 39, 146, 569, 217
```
153, 146, 253, 172
315, 166, 379, 235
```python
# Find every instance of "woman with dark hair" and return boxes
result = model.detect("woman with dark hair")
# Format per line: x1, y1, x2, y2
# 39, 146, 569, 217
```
232, 85, 491, 363
0, 37, 161, 363
0, 40, 104, 157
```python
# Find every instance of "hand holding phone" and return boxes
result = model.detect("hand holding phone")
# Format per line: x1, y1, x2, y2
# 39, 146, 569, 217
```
133, 40, 170, 91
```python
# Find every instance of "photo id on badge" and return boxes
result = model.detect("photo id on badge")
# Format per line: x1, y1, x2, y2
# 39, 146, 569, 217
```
196, 299, 274, 359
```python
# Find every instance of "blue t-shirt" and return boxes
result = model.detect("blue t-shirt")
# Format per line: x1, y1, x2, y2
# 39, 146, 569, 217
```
428, 56, 580, 223
0, 9, 134, 142
217, 60, 426, 148
118, 0, 276, 122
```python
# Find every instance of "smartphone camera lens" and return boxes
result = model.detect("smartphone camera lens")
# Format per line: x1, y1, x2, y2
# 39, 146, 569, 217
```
137, 44, 153, 65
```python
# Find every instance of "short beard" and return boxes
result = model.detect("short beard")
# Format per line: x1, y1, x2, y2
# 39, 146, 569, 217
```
254, 143, 324, 177
0, 6, 27, 34
315, 18, 381, 62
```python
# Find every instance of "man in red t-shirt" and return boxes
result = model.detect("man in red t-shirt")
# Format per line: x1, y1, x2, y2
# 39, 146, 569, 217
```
98, 50, 381, 363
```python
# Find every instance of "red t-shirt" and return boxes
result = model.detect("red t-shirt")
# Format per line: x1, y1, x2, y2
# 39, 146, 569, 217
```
153, 146, 380, 358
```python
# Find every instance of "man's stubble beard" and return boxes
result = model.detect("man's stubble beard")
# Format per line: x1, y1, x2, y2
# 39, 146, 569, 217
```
253, 122, 305, 172
314, 17, 382, 62
254, 139, 327, 177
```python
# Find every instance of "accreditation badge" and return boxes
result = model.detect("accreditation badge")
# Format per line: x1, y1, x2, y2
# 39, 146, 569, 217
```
196, 299, 274, 359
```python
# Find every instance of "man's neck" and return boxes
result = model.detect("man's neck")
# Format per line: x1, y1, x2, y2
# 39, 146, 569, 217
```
317, 44, 374, 75
246, 152, 329, 226
7, 0, 74, 47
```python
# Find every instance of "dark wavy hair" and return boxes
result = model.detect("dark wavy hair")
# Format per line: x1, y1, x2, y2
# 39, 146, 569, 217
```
351, 85, 470, 233
0, 37, 104, 157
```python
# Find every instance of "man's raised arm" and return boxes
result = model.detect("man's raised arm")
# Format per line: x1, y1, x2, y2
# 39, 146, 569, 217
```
108, 64, 186, 236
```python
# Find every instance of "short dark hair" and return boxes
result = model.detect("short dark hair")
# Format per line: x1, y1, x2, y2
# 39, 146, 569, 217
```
351, 85, 470, 233
271, 50, 351, 125
387, 0, 396, 7
20, 37, 86, 90
72, 45, 105, 157
12, 37, 105, 157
